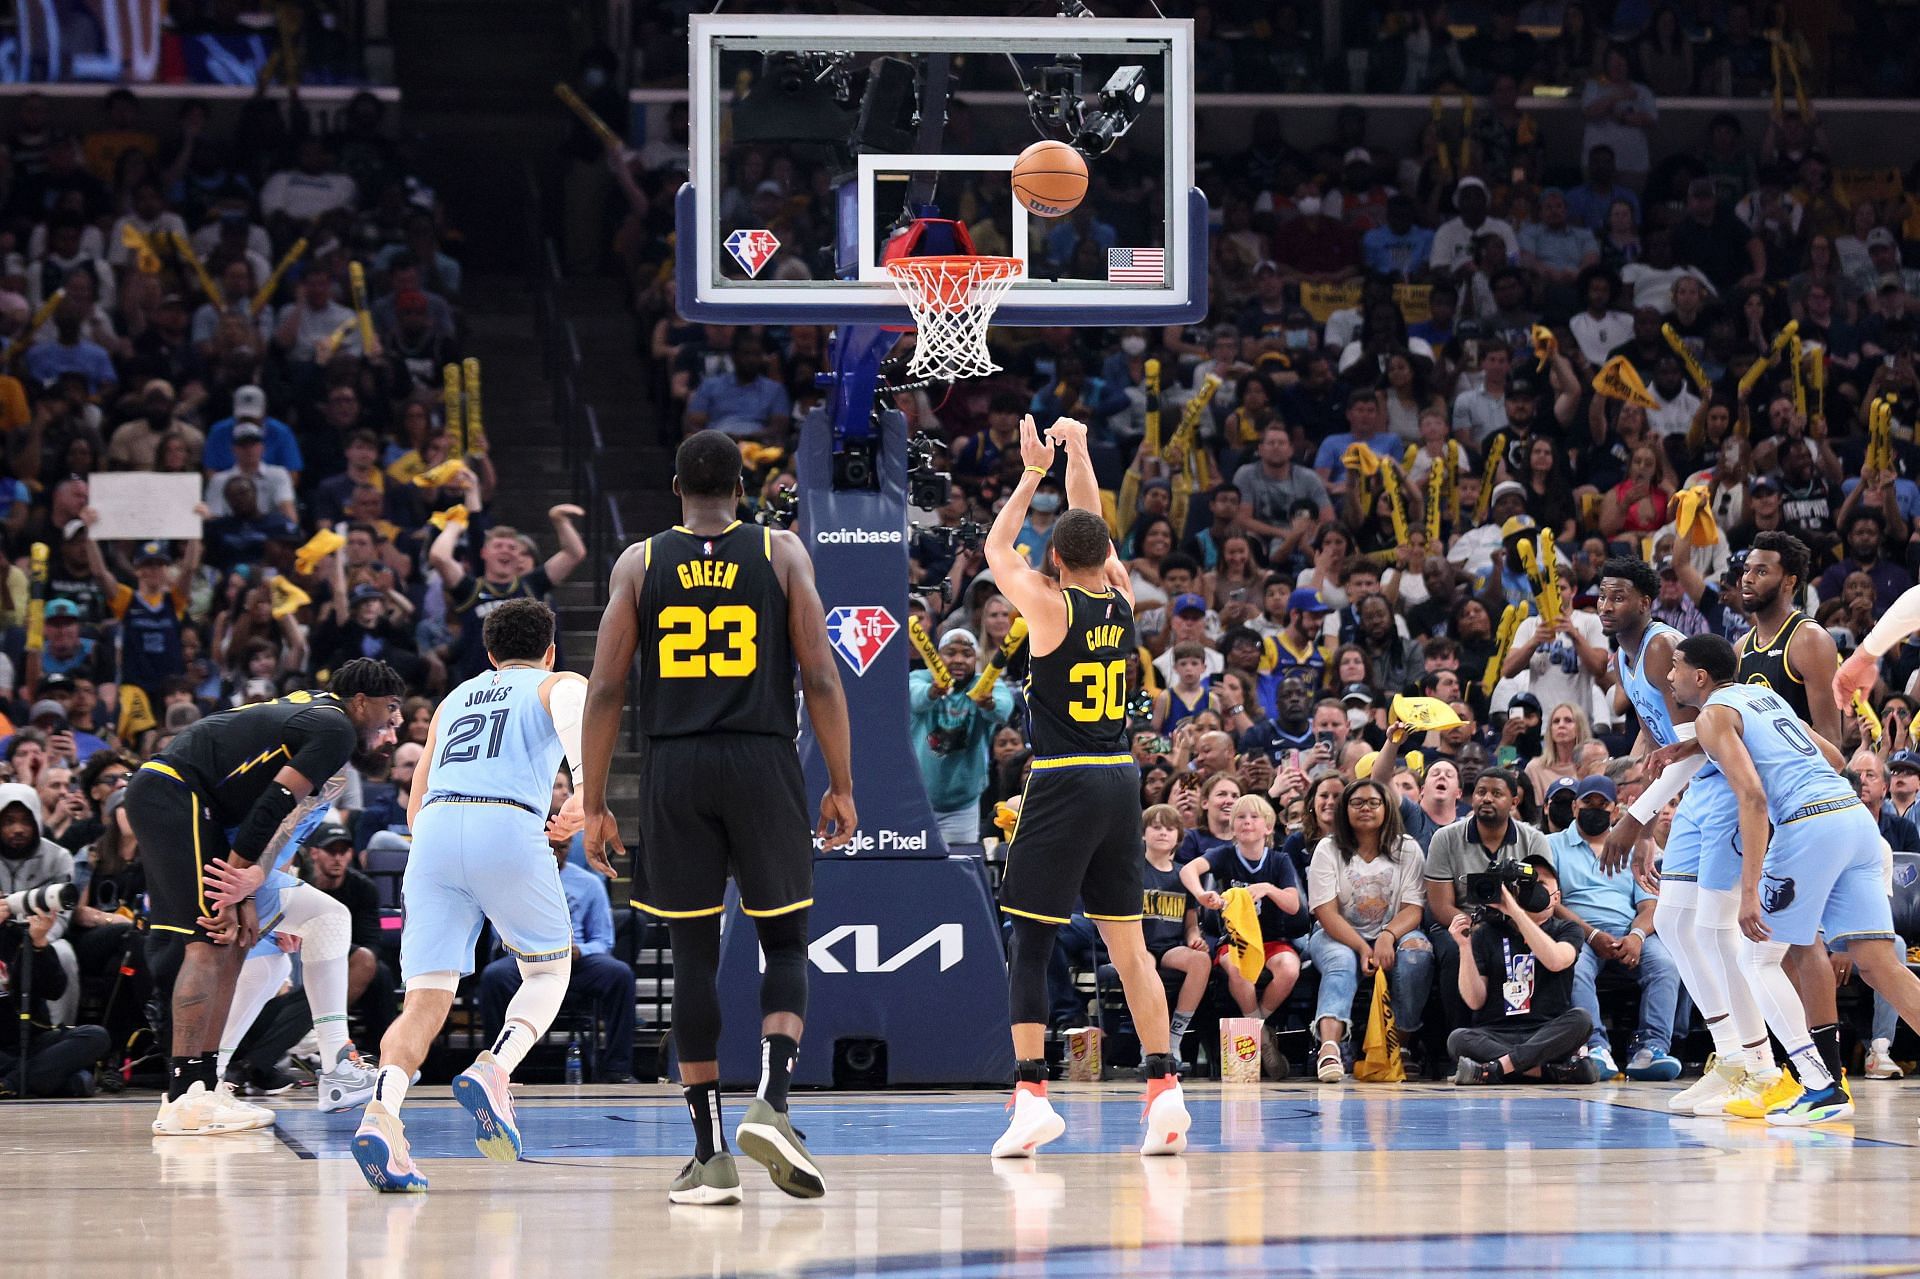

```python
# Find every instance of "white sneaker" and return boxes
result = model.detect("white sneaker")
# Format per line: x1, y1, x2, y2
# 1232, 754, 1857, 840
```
991, 1088, 1065, 1159
1867, 1039, 1904, 1080
1669, 1054, 1746, 1115
1315, 1040, 1345, 1083
215, 1080, 276, 1129
1140, 1078, 1190, 1157
318, 1055, 379, 1112
153, 1081, 269, 1136
1590, 1046, 1620, 1079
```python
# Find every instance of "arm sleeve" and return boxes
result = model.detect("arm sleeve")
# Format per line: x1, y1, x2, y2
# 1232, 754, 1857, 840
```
548, 675, 586, 783
1626, 744, 1705, 823
1861, 583, 1920, 657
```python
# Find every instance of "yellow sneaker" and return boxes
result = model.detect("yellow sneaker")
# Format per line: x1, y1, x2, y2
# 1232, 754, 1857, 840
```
1723, 1067, 1803, 1119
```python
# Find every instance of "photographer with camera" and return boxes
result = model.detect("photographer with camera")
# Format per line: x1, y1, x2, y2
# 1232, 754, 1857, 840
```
1422, 767, 1553, 1035
0, 780, 79, 1022
0, 893, 108, 1095
1448, 857, 1597, 1085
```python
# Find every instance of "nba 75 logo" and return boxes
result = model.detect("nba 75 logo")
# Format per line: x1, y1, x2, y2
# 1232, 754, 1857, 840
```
724, 228, 781, 278
825, 606, 899, 677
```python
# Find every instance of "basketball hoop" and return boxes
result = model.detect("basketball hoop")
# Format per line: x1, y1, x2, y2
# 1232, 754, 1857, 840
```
883, 255, 1023, 383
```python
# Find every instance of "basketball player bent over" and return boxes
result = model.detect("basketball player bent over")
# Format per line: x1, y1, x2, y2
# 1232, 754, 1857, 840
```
984, 415, 1190, 1158
352, 600, 590, 1192
582, 430, 855, 1206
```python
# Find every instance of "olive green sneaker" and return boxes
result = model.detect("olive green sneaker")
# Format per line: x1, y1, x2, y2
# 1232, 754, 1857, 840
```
667, 1152, 742, 1206
735, 1097, 825, 1199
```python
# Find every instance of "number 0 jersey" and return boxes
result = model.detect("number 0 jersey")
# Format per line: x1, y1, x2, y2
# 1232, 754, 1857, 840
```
426, 666, 567, 815
1704, 682, 1853, 825
635, 521, 795, 740
1027, 585, 1136, 758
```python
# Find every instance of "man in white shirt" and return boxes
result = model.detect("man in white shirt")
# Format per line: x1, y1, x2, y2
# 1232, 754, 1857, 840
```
260, 138, 358, 226
1499, 578, 1611, 727
107, 180, 189, 273
1569, 267, 1635, 368
274, 270, 363, 365
1451, 342, 1511, 446
1428, 178, 1519, 278
1643, 355, 1701, 440
1449, 483, 1532, 578
204, 421, 297, 521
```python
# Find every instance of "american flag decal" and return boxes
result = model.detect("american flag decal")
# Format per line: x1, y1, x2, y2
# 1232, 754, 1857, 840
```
1107, 247, 1166, 283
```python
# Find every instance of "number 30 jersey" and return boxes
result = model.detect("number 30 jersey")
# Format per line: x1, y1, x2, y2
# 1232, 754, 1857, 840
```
427, 666, 567, 814
1028, 585, 1136, 758
635, 521, 796, 740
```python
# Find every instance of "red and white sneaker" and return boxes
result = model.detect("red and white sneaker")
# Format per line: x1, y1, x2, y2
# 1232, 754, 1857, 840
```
1140, 1076, 1190, 1156
991, 1083, 1065, 1159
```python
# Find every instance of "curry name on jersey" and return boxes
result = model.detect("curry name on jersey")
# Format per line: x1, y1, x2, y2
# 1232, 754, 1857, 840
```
1028, 586, 1137, 757
635, 522, 796, 739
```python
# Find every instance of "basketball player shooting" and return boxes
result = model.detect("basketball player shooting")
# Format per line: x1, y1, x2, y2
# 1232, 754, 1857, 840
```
580, 429, 856, 1206
983, 414, 1190, 1159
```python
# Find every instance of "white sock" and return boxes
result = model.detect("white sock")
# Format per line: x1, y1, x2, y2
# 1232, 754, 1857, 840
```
489, 1022, 534, 1075
1744, 940, 1832, 1089
217, 952, 292, 1080
375, 1065, 410, 1113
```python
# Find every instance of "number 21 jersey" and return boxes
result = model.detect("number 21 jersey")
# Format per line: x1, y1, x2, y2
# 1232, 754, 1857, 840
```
427, 666, 566, 814
635, 522, 796, 740
1028, 585, 1135, 757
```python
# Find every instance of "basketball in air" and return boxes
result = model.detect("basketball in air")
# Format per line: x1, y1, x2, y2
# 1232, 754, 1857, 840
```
1011, 140, 1088, 218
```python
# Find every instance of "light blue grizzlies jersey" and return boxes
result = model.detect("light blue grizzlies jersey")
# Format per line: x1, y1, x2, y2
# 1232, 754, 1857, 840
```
1705, 683, 1852, 825
1617, 620, 1686, 748
427, 666, 567, 816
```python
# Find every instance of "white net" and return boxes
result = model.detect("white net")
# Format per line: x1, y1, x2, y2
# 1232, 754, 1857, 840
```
883, 255, 1022, 383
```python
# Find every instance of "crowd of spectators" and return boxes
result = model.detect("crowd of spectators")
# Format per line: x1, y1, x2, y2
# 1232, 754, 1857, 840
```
596, 3, 1920, 1082
0, 86, 608, 1095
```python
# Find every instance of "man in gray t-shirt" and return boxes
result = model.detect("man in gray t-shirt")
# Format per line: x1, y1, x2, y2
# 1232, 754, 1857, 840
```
1233, 424, 1332, 544
1421, 767, 1553, 1030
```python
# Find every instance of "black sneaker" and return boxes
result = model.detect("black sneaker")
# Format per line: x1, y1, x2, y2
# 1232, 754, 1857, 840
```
1452, 1056, 1502, 1086
246, 1063, 302, 1096
1543, 1055, 1603, 1084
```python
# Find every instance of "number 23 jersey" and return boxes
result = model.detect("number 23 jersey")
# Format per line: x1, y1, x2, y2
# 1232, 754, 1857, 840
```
635, 521, 796, 740
1028, 585, 1136, 758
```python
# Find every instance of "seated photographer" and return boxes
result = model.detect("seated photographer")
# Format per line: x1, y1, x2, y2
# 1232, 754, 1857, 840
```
1422, 767, 1553, 1035
0, 781, 79, 1023
0, 897, 108, 1096
1552, 776, 1681, 1081
1448, 857, 1597, 1085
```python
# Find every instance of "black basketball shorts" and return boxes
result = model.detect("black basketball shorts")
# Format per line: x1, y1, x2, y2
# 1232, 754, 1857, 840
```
123, 762, 230, 944
998, 757, 1144, 925
632, 732, 815, 922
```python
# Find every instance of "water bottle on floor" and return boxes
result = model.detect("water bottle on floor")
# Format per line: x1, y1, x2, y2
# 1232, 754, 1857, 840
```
566, 1036, 583, 1086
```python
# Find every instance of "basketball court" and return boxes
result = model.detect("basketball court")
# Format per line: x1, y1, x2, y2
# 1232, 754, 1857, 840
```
12, 1081, 1920, 1276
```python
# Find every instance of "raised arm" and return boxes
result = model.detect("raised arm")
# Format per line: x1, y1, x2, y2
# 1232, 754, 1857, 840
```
543, 503, 587, 582
984, 416, 1070, 648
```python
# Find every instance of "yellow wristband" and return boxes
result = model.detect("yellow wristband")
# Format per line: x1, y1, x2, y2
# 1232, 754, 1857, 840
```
1024, 465, 1047, 477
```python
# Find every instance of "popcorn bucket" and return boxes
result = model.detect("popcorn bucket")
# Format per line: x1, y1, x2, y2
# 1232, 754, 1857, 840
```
1065, 1027, 1103, 1082
1220, 1016, 1263, 1085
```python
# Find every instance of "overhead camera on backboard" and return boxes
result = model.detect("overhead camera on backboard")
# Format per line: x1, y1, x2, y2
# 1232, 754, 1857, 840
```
1025, 59, 1148, 157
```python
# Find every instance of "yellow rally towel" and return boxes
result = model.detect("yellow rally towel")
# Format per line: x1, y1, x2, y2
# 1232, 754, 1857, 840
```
1342, 442, 1381, 478
1353, 968, 1406, 1082
1591, 356, 1659, 410
1670, 485, 1720, 547
412, 458, 466, 489
117, 684, 156, 741
740, 442, 786, 469
1219, 885, 1264, 984
269, 575, 312, 619
1391, 694, 1463, 733
428, 505, 470, 532
293, 528, 344, 576
1530, 324, 1556, 364
118, 222, 161, 274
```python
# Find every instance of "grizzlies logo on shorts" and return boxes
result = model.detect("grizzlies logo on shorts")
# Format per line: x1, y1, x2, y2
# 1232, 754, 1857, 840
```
1760, 873, 1796, 914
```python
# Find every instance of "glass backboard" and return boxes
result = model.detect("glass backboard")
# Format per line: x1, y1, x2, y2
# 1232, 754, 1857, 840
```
677, 14, 1203, 326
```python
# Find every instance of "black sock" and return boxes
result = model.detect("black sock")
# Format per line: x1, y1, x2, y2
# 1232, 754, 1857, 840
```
758, 1034, 798, 1113
1142, 1052, 1177, 1080
1015, 1058, 1048, 1085
1811, 1024, 1844, 1084
685, 1081, 725, 1161
168, 1054, 215, 1101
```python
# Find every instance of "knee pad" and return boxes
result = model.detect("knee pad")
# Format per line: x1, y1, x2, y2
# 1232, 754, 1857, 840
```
667, 917, 724, 1064
1007, 915, 1058, 1027
299, 906, 354, 964
506, 954, 571, 1035
754, 909, 810, 1023
1742, 938, 1790, 981
1696, 887, 1741, 930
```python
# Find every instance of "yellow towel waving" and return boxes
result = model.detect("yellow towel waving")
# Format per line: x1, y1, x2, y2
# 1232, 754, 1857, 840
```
1219, 886, 1265, 984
